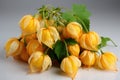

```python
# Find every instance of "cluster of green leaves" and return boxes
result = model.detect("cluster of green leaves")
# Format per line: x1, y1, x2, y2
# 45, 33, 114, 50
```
62, 4, 91, 33
98, 36, 117, 49
53, 40, 68, 63
49, 39, 77, 63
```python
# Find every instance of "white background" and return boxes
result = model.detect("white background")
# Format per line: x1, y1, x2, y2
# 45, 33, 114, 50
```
0, 0, 120, 80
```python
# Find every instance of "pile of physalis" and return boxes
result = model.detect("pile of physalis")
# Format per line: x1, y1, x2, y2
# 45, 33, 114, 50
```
4, 4, 118, 80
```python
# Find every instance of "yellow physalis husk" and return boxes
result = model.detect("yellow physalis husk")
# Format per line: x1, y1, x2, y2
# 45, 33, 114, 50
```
13, 55, 21, 61
37, 19, 54, 32
96, 52, 117, 71
21, 33, 37, 44
37, 26, 60, 49
20, 47, 29, 63
5, 38, 23, 58
56, 26, 64, 33
26, 40, 44, 56
34, 14, 42, 21
19, 15, 40, 35
28, 51, 52, 73
68, 44, 80, 57
79, 31, 100, 51
37, 20, 47, 31
80, 50, 96, 67
63, 22, 83, 42
60, 55, 81, 80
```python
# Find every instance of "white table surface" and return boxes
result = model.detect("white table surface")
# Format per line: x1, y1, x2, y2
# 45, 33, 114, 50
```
0, 0, 120, 80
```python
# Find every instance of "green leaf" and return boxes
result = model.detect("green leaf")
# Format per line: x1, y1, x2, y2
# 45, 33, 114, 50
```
65, 38, 78, 45
98, 37, 110, 49
47, 48, 57, 60
72, 4, 91, 19
53, 40, 68, 62
62, 11, 76, 24
98, 36, 117, 49
72, 4, 91, 32
62, 4, 91, 32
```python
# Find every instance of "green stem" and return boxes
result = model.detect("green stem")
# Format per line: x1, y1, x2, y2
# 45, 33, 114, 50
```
23, 38, 27, 47
44, 19, 48, 28
43, 9, 45, 19
63, 40, 69, 57
33, 13, 41, 19
77, 17, 89, 33
110, 39, 117, 47
74, 15, 89, 33
44, 48, 50, 55
100, 49, 104, 54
